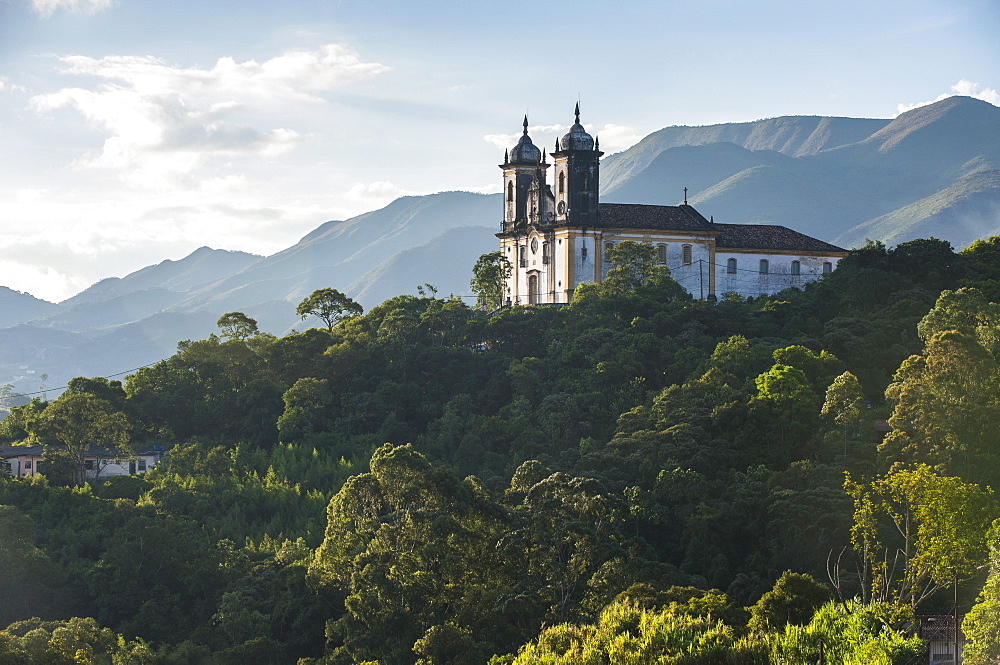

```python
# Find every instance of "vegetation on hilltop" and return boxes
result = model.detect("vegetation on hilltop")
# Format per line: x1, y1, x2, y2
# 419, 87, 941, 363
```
3, 236, 1000, 662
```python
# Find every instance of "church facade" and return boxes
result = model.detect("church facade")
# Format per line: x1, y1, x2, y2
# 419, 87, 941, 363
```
497, 106, 848, 304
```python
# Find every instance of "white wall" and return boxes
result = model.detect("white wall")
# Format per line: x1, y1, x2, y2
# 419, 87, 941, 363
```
713, 252, 840, 299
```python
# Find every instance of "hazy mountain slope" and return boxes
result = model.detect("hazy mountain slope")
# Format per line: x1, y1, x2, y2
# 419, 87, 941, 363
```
170, 192, 501, 318
604, 97, 1000, 248
348, 225, 498, 306
603, 142, 795, 205
689, 165, 867, 239
837, 171, 1000, 249
62, 246, 261, 308
31, 288, 189, 331
0, 287, 62, 328
601, 115, 889, 193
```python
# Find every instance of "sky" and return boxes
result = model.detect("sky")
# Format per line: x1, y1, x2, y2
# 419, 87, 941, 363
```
1, 0, 998, 303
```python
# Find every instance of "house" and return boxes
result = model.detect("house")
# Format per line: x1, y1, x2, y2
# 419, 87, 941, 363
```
916, 614, 964, 665
0, 445, 164, 480
497, 105, 848, 304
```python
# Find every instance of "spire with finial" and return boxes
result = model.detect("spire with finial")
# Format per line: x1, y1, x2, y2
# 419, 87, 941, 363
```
541, 148, 546, 163
523, 115, 529, 135
683, 187, 688, 205
595, 136, 599, 151
504, 149, 509, 163
555, 137, 559, 152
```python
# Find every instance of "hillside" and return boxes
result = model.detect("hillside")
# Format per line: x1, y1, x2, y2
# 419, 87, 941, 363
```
0, 287, 61, 328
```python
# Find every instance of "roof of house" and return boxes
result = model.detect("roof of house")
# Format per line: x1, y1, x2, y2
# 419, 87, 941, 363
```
592, 203, 846, 254
597, 203, 716, 232
0, 445, 44, 457
713, 223, 847, 253
916, 615, 964, 641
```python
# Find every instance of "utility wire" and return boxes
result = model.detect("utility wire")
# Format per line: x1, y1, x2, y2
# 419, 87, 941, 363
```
2, 362, 162, 402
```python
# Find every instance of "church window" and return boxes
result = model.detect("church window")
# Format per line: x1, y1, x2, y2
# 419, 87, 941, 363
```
604, 241, 614, 264
507, 181, 513, 202
542, 242, 550, 264
656, 244, 667, 265
581, 246, 588, 260
682, 245, 693, 266
759, 259, 769, 274
558, 172, 565, 195
519, 246, 526, 267
727, 258, 737, 274
791, 260, 801, 275
581, 171, 589, 191
823, 262, 832, 274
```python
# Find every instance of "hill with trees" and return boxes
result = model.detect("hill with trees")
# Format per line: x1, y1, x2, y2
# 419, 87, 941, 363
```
3, 236, 1000, 662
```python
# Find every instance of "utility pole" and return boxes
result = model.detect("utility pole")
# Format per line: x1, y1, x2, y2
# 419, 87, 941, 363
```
699, 259, 704, 300
955, 569, 961, 665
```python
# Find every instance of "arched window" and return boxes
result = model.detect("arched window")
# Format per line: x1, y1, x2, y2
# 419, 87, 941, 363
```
507, 180, 513, 202
759, 259, 769, 274
558, 172, 565, 195
581, 171, 589, 191
519, 245, 526, 267
727, 258, 737, 274
682, 245, 693, 266
604, 241, 614, 264
656, 243, 667, 265
542, 242, 550, 264
823, 262, 833, 274
791, 260, 801, 276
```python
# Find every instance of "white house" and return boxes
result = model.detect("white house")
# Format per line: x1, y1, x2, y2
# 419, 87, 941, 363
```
0, 445, 164, 480
497, 106, 848, 303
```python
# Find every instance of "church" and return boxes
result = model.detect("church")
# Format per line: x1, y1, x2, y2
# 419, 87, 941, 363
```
497, 105, 848, 304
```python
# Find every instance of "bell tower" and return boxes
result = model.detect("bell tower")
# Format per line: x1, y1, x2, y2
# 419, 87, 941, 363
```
551, 103, 602, 228
500, 116, 549, 232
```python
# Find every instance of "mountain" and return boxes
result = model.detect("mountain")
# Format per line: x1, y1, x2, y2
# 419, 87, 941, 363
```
3, 96, 999, 397
603, 96, 1000, 249
61, 247, 261, 308
0, 287, 62, 328
165, 191, 500, 330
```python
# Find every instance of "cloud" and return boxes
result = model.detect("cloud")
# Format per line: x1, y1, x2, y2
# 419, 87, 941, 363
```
31, 0, 114, 17
29, 45, 388, 187
483, 122, 642, 154
897, 80, 1000, 115
345, 181, 411, 202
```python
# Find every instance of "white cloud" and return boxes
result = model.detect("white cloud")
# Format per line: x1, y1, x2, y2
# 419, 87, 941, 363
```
31, 0, 114, 18
345, 180, 411, 202
896, 80, 1000, 115
29, 45, 388, 187
484, 122, 642, 154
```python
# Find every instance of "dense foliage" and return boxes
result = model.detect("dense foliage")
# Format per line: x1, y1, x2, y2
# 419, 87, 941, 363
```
2, 237, 1000, 662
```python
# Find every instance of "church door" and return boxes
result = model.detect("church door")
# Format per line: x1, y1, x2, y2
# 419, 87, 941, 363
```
528, 274, 538, 304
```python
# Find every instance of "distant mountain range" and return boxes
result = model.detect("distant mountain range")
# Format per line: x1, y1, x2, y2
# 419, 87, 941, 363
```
2, 95, 998, 399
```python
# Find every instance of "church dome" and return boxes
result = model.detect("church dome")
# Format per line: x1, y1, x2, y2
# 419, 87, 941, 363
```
509, 115, 541, 165
559, 103, 594, 151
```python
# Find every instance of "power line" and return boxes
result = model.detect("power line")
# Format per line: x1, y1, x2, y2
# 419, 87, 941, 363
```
2, 362, 163, 402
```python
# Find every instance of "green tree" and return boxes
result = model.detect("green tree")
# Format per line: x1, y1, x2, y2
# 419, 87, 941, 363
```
963, 518, 1000, 665
845, 465, 995, 610
821, 371, 866, 455
36, 392, 131, 485
296, 288, 363, 332
747, 570, 832, 632
217, 311, 260, 340
470, 251, 512, 310
604, 240, 668, 291
276, 377, 334, 441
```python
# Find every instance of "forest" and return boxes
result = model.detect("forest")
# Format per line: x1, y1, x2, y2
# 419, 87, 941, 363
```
3, 236, 1000, 664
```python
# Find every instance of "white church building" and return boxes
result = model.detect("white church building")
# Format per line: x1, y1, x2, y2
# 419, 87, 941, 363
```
497, 106, 848, 304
